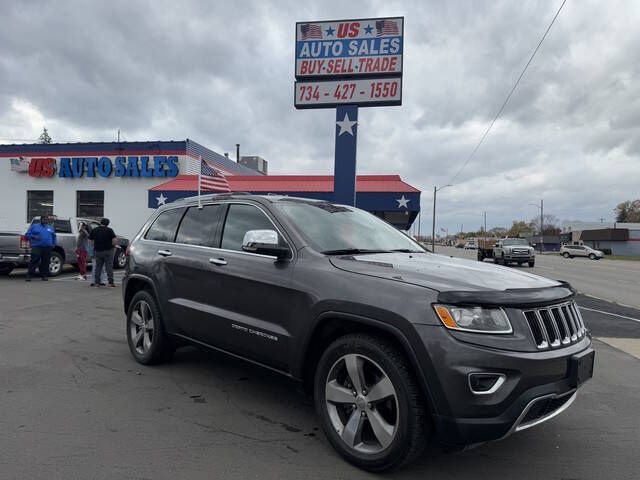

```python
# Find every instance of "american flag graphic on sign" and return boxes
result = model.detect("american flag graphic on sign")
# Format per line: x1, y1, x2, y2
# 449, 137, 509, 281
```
200, 159, 231, 192
10, 157, 30, 172
376, 20, 399, 36
300, 23, 323, 40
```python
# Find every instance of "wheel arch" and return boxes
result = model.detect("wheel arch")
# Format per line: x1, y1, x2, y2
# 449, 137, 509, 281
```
298, 311, 438, 417
51, 246, 65, 261
123, 274, 158, 314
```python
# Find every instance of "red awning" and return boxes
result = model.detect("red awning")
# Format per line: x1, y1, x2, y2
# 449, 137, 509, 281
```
150, 174, 420, 193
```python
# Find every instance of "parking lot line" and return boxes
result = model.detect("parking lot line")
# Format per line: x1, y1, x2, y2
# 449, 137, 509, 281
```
579, 306, 640, 324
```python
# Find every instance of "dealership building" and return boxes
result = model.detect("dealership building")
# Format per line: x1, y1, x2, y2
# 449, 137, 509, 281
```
0, 140, 421, 239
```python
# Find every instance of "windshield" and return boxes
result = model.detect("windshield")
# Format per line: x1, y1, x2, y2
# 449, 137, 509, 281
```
502, 238, 529, 246
274, 199, 425, 254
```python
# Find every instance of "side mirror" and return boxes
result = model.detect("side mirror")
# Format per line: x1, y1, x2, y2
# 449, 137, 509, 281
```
242, 229, 290, 260
494, 243, 499, 248
532, 243, 537, 247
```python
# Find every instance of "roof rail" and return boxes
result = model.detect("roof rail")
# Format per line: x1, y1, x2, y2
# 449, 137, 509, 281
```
176, 192, 254, 202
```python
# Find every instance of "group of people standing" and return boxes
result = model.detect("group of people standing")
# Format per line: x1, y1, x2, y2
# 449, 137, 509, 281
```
75, 218, 118, 287
25, 216, 118, 287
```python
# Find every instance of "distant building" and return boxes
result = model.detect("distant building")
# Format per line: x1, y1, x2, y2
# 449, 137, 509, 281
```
560, 222, 640, 256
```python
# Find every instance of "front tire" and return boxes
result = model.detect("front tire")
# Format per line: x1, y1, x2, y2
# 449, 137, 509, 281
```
126, 290, 174, 365
314, 334, 428, 472
114, 249, 127, 269
563, 252, 570, 258
588, 253, 596, 260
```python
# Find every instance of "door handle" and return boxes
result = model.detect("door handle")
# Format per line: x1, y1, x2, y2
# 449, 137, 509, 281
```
208, 257, 227, 266
158, 250, 173, 257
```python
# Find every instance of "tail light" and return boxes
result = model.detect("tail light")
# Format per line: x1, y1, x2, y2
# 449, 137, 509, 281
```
20, 235, 30, 249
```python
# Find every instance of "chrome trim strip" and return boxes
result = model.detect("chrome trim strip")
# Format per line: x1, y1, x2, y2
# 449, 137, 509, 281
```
514, 390, 577, 433
467, 373, 506, 395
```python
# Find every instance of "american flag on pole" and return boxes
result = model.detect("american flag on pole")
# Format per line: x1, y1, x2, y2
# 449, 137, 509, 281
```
200, 159, 231, 192
300, 23, 323, 40
376, 20, 399, 36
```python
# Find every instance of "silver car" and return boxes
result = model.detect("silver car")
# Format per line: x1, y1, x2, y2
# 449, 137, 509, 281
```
560, 244, 604, 260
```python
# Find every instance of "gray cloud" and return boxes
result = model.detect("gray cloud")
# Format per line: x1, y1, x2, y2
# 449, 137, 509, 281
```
1, 0, 638, 232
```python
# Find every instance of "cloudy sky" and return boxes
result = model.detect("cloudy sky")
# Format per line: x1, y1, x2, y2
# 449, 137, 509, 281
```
1, 0, 638, 233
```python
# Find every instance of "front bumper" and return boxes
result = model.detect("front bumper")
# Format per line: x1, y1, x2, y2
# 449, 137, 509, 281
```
412, 324, 592, 446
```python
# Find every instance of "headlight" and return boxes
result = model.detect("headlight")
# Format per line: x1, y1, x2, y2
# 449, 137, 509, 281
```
433, 305, 512, 334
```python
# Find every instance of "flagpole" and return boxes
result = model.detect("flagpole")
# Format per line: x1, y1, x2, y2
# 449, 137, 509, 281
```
198, 155, 202, 209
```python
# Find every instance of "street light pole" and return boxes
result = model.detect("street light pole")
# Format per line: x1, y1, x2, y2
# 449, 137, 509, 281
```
540, 199, 544, 253
431, 184, 452, 252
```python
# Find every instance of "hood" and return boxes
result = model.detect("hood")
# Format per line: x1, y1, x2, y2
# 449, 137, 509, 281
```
329, 252, 559, 292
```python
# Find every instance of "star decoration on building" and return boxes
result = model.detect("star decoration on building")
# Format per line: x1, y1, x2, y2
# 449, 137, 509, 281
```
156, 193, 167, 206
336, 113, 358, 136
396, 195, 410, 209
325, 26, 335, 36
364, 24, 373, 35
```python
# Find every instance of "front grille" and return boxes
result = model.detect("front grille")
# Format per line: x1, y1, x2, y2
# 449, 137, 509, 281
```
523, 301, 586, 349
512, 248, 530, 255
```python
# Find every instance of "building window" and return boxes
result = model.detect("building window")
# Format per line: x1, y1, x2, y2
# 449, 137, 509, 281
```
76, 191, 105, 218
27, 191, 54, 222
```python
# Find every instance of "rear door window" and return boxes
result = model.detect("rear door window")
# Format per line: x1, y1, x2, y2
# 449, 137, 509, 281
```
175, 204, 224, 247
53, 219, 72, 233
145, 208, 185, 242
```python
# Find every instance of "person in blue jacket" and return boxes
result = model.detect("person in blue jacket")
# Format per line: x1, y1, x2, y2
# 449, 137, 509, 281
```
25, 215, 57, 281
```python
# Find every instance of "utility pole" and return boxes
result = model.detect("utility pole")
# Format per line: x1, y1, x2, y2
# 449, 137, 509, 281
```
484, 211, 487, 244
540, 199, 544, 254
431, 184, 452, 252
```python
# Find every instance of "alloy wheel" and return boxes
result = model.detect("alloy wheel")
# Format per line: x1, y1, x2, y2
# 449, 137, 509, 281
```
130, 300, 155, 355
49, 255, 62, 275
325, 353, 399, 454
116, 251, 126, 268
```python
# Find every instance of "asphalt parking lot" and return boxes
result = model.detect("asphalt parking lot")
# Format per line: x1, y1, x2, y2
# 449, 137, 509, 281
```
1, 268, 639, 479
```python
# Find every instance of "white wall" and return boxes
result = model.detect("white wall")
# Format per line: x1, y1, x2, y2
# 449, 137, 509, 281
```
0, 156, 192, 239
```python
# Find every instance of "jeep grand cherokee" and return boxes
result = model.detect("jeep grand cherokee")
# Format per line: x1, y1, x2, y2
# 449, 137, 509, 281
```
122, 194, 594, 472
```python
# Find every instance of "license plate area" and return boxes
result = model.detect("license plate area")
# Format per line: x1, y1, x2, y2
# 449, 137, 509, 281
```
569, 348, 595, 388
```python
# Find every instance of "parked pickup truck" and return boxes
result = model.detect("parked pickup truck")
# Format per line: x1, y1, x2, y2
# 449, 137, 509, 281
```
0, 217, 129, 276
478, 237, 535, 267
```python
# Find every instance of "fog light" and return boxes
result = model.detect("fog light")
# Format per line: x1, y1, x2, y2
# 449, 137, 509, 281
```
468, 373, 506, 395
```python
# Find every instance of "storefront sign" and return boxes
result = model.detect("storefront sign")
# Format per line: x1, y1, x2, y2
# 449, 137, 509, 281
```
295, 17, 404, 79
295, 77, 402, 108
20, 156, 180, 178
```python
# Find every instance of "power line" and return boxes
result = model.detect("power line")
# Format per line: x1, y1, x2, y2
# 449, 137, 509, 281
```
450, 0, 567, 183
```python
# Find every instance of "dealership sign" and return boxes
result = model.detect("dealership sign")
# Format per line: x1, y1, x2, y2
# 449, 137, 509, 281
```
11, 156, 180, 178
295, 17, 403, 79
294, 17, 403, 110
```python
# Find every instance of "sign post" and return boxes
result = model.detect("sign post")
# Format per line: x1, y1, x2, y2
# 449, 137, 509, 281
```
294, 17, 404, 206
333, 105, 358, 205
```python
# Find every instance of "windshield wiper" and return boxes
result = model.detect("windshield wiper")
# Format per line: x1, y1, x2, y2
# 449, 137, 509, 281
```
322, 248, 391, 255
389, 248, 425, 253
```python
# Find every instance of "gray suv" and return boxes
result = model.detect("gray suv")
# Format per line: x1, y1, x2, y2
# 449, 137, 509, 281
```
123, 194, 594, 472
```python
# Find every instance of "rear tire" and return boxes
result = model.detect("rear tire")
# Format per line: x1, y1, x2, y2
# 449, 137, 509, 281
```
528, 261, 535, 267
48, 251, 64, 277
314, 334, 428, 472
0, 264, 14, 275
126, 290, 175, 365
